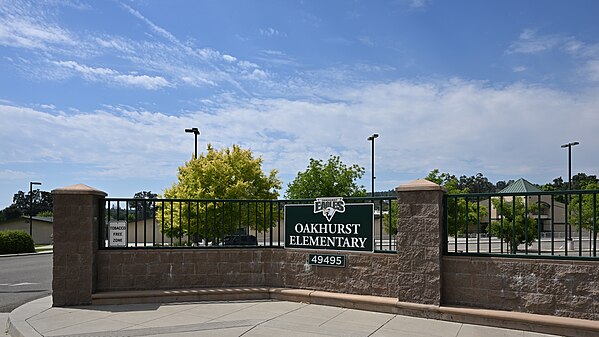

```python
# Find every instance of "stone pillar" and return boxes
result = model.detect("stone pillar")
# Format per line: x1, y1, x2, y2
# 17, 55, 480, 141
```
52, 184, 107, 306
395, 179, 446, 305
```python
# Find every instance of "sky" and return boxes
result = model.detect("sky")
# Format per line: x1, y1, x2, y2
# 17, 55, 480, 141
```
1, 0, 599, 208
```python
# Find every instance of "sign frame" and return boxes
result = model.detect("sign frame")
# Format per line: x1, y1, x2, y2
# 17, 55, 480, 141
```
284, 197, 374, 252
108, 221, 127, 247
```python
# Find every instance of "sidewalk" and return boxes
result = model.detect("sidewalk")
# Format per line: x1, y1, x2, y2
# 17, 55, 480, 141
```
7, 296, 559, 337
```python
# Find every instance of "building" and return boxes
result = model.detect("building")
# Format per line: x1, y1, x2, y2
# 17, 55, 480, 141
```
477, 178, 566, 234
0, 216, 53, 244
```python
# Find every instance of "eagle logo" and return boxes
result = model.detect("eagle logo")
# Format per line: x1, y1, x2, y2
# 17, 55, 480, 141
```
314, 197, 345, 222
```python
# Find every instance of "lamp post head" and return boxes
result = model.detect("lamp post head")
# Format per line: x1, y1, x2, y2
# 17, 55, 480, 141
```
367, 134, 379, 141
30, 181, 42, 186
185, 128, 200, 135
561, 141, 579, 148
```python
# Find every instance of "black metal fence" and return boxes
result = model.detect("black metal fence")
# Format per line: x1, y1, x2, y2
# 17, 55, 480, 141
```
444, 190, 599, 259
100, 196, 397, 252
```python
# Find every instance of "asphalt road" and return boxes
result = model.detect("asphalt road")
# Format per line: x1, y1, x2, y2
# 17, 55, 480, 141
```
0, 254, 52, 313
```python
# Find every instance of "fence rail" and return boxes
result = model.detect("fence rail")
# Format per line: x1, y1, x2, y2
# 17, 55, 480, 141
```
444, 190, 599, 259
100, 196, 397, 253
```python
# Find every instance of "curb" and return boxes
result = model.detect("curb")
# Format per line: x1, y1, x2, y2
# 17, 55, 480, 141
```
10, 289, 599, 337
6, 296, 49, 337
0, 251, 52, 258
92, 287, 599, 337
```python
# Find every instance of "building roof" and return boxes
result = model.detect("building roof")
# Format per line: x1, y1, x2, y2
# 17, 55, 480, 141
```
498, 178, 542, 194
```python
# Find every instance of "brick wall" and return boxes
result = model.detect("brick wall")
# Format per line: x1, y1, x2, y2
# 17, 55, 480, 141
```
97, 249, 399, 298
443, 256, 599, 320
53, 182, 599, 321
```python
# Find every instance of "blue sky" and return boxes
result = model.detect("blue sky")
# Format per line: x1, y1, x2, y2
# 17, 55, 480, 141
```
1, 0, 599, 208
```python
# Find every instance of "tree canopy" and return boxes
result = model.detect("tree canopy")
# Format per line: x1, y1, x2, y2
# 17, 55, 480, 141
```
157, 144, 281, 243
285, 155, 366, 199
426, 169, 489, 236
489, 197, 538, 253
0, 189, 53, 222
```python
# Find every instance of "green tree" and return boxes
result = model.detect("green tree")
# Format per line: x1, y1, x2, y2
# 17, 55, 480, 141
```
567, 180, 599, 237
489, 197, 538, 254
383, 200, 398, 235
285, 156, 366, 199
11, 190, 53, 216
0, 204, 22, 222
129, 191, 157, 220
458, 173, 496, 193
36, 210, 53, 217
425, 169, 488, 236
158, 144, 281, 244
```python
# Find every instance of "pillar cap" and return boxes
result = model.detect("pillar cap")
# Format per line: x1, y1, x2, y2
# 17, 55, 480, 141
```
52, 184, 107, 196
396, 179, 447, 192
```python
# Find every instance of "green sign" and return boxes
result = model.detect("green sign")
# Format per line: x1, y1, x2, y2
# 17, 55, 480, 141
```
285, 197, 373, 252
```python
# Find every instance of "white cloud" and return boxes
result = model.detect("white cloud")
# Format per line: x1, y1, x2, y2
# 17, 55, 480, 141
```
0, 169, 30, 182
54, 60, 117, 76
3, 78, 597, 193
222, 54, 237, 62
238, 60, 258, 69
512, 66, 527, 73
245, 69, 268, 80
260, 27, 286, 37
0, 11, 76, 50
358, 36, 375, 47
1, 2, 268, 92
408, 0, 430, 9
507, 29, 564, 54
508, 29, 599, 82
114, 74, 170, 90
53, 60, 171, 90
587, 60, 599, 81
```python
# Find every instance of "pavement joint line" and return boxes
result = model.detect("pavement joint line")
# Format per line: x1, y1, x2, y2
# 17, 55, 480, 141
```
318, 306, 347, 327
46, 319, 262, 337
203, 300, 263, 324
238, 300, 308, 336
366, 314, 396, 337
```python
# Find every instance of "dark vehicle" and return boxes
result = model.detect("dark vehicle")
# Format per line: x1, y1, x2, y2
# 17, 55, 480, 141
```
221, 228, 258, 246
221, 234, 258, 246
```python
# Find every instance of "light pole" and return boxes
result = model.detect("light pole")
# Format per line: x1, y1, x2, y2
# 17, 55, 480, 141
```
29, 181, 41, 236
367, 134, 379, 197
185, 128, 200, 159
561, 141, 579, 242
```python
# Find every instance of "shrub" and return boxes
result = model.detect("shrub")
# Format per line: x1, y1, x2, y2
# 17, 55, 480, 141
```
0, 230, 35, 254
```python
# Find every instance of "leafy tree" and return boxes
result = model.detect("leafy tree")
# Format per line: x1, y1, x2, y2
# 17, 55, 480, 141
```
457, 173, 496, 193
383, 200, 398, 235
36, 211, 53, 217
157, 144, 281, 244
425, 169, 488, 236
128, 191, 157, 220
11, 190, 53, 216
1, 190, 53, 223
567, 181, 599, 240
0, 204, 22, 222
495, 180, 508, 191
489, 197, 538, 254
285, 156, 366, 199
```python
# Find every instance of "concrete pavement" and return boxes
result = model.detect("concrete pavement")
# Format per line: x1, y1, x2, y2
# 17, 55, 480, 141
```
7, 296, 562, 337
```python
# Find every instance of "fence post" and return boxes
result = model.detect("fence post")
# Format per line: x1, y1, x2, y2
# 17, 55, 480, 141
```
395, 179, 446, 305
52, 184, 107, 306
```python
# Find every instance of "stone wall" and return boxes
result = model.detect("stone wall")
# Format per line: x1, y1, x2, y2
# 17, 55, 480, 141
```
97, 248, 399, 298
395, 180, 446, 305
443, 256, 599, 320
52, 181, 599, 322
52, 184, 106, 306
